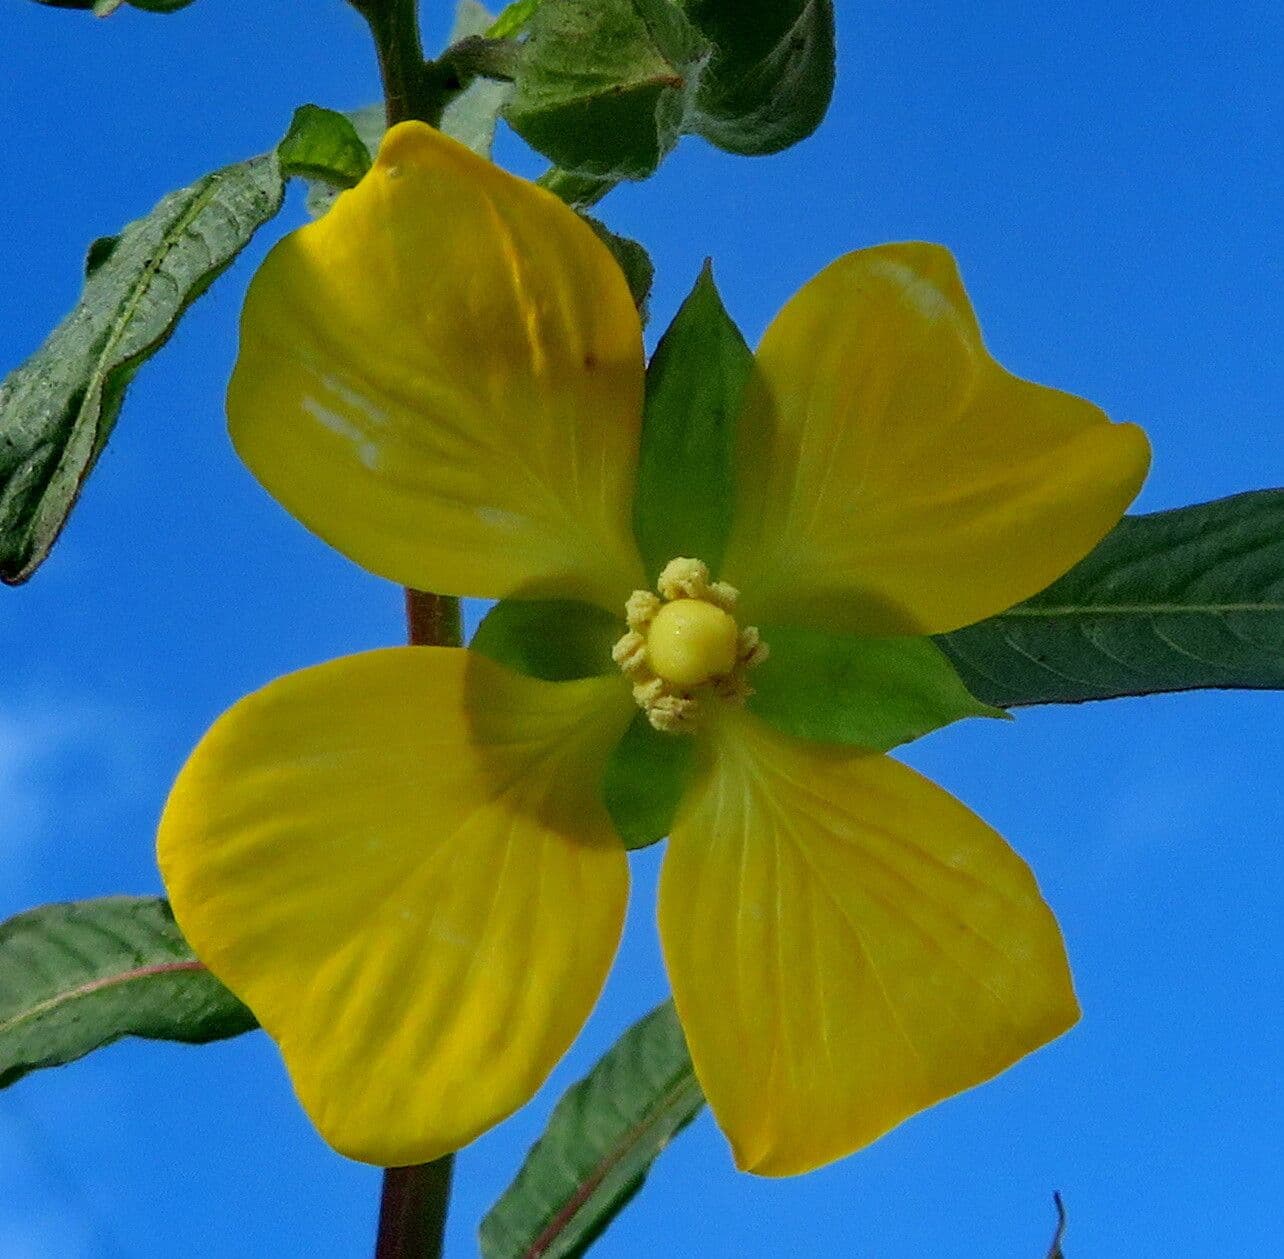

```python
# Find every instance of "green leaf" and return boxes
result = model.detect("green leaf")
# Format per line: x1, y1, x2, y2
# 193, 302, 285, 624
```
480, 1001, 703, 1259
633, 263, 749, 582
505, 0, 709, 181
750, 626, 1005, 750
602, 711, 693, 849
539, 167, 617, 209
938, 491, 1284, 707
582, 216, 654, 319
0, 153, 284, 584
304, 105, 386, 219
680, 0, 835, 154
487, 0, 544, 38
471, 599, 621, 681
278, 104, 372, 188
0, 897, 256, 1089
442, 1, 514, 157
511, 0, 833, 193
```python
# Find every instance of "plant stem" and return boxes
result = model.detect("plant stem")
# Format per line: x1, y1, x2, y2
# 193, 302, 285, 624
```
347, 2, 465, 1254
349, 0, 438, 127
374, 1157, 457, 1259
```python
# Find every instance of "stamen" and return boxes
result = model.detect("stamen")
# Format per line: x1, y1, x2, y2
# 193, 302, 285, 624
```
613, 557, 768, 733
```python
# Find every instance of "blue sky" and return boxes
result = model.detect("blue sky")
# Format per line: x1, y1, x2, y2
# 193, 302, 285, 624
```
1, 2, 1281, 1255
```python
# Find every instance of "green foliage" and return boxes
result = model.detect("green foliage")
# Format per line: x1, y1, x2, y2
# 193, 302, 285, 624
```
633, 264, 749, 581
751, 626, 1005, 750
0, 898, 255, 1090
487, 0, 544, 38
0, 154, 284, 584
681, 0, 835, 154
938, 491, 1284, 706
505, 0, 709, 181
582, 216, 655, 319
442, 1, 514, 154
278, 105, 372, 188
480, 1002, 703, 1259
602, 712, 694, 848
0, 107, 409, 584
508, 0, 836, 191
307, 3, 513, 217
471, 599, 621, 680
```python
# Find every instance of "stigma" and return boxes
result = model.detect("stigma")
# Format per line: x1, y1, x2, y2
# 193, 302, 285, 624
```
612, 558, 768, 733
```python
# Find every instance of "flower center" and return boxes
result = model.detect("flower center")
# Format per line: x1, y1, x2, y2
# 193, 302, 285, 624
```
612, 557, 769, 733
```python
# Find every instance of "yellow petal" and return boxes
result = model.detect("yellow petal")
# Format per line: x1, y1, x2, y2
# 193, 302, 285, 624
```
228, 122, 646, 610
158, 648, 634, 1165
722, 243, 1150, 635
659, 708, 1079, 1176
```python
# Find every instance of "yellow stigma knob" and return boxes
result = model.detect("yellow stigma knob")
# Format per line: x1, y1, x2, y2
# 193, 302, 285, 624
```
646, 599, 739, 688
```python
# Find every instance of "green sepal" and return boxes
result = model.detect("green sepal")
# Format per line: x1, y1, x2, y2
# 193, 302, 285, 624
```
633, 263, 750, 582
680, 0, 836, 155
602, 712, 693, 849
582, 215, 654, 320
505, 0, 709, 181
749, 625, 1007, 751
471, 599, 621, 681
278, 105, 372, 189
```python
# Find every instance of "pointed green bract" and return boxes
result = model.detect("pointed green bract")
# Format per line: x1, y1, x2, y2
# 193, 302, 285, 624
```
278, 105, 372, 188
471, 599, 622, 681
0, 153, 284, 584
749, 625, 1005, 750
505, 0, 708, 181
633, 264, 750, 582
0, 898, 255, 1090
480, 1001, 703, 1259
602, 712, 694, 849
938, 491, 1284, 706
681, 0, 836, 154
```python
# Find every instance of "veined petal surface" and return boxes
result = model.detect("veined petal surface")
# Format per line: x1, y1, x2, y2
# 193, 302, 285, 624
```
228, 122, 646, 609
722, 243, 1150, 635
158, 648, 634, 1165
659, 708, 1078, 1176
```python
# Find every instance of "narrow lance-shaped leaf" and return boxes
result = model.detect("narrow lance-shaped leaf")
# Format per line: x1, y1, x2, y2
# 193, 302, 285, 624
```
938, 490, 1284, 707
0, 153, 284, 583
1, 106, 391, 584
0, 897, 256, 1090
480, 1002, 703, 1259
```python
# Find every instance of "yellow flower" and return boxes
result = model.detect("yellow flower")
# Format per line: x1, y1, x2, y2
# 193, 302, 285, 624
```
157, 123, 1149, 1176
